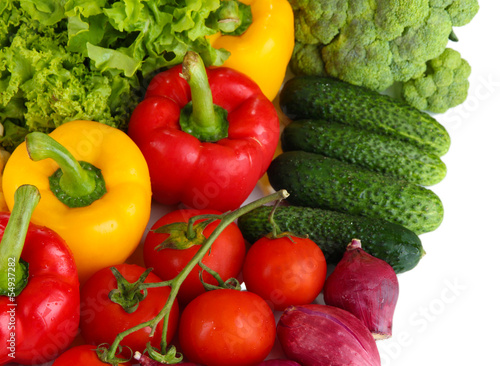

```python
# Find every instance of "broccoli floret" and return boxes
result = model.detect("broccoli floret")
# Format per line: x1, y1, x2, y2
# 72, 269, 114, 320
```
389, 8, 453, 82
322, 18, 395, 90
290, 42, 327, 76
447, 0, 480, 26
289, 0, 479, 112
402, 48, 471, 113
290, 0, 348, 45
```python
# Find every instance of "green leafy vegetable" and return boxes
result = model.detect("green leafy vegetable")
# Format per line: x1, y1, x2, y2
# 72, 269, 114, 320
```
0, 0, 234, 151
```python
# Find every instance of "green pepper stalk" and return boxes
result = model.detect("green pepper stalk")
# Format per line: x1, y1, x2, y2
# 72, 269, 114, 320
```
179, 51, 229, 142
25, 132, 107, 208
0, 185, 40, 296
101, 189, 289, 364
214, 0, 253, 36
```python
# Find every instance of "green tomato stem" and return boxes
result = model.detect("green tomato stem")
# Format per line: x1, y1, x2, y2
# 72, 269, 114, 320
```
25, 132, 106, 208
104, 189, 290, 361
0, 185, 40, 296
108, 267, 154, 314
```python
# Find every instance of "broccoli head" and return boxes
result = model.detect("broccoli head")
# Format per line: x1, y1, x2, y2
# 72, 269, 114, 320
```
402, 48, 471, 113
288, 0, 479, 112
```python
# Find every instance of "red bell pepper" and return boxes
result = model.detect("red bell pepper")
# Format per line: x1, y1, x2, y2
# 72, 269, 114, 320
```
0, 185, 80, 365
127, 51, 280, 212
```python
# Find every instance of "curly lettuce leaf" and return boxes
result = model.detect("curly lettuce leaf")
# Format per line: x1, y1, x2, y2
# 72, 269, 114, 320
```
0, 20, 138, 150
0, 0, 232, 151
65, 0, 229, 76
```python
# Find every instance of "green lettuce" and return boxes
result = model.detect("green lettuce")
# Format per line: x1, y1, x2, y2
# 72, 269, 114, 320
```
0, 0, 231, 151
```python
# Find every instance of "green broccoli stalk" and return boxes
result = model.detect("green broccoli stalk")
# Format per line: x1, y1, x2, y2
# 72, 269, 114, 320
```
402, 48, 471, 114
288, 0, 479, 112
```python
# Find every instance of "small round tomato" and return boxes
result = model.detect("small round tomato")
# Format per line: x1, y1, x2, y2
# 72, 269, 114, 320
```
52, 345, 132, 366
143, 208, 246, 305
79, 263, 179, 353
242, 235, 327, 311
178, 289, 276, 366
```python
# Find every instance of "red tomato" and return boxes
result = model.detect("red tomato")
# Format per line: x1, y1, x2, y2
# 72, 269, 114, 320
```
242, 236, 327, 311
79, 263, 179, 353
178, 289, 276, 366
52, 345, 132, 366
143, 209, 246, 305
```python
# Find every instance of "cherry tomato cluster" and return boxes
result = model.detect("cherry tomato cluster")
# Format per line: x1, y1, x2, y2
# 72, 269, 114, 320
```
53, 201, 328, 366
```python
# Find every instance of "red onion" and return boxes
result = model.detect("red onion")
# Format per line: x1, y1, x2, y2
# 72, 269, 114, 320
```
277, 304, 381, 366
323, 238, 399, 340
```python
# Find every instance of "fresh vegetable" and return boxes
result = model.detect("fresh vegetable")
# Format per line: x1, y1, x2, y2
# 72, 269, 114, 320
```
242, 235, 327, 311
178, 289, 276, 366
281, 119, 447, 186
277, 304, 381, 366
279, 75, 451, 156
403, 48, 472, 113
52, 345, 132, 366
268, 150, 444, 234
0, 0, 251, 151
128, 51, 280, 211
2, 120, 152, 282
208, 0, 294, 101
79, 263, 179, 354
324, 239, 399, 340
143, 208, 246, 306
0, 12, 137, 152
288, 0, 479, 112
88, 190, 289, 365
0, 148, 10, 212
0, 185, 80, 365
237, 205, 425, 273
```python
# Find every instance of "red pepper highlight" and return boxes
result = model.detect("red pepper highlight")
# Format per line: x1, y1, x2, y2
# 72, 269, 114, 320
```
127, 52, 280, 212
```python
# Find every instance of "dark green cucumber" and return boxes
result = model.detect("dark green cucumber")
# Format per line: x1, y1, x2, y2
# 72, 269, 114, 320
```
267, 151, 444, 234
237, 205, 425, 273
281, 119, 447, 186
279, 76, 451, 156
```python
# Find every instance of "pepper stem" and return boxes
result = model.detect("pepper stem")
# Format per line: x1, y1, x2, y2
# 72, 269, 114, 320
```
0, 185, 40, 296
179, 51, 229, 142
26, 132, 106, 208
216, 0, 253, 35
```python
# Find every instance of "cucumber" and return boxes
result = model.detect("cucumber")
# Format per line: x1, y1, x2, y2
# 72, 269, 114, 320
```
267, 151, 444, 234
281, 119, 447, 186
237, 205, 425, 273
279, 76, 451, 156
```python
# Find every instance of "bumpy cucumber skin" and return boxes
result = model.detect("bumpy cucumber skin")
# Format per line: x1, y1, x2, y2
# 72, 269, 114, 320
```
279, 76, 451, 156
267, 151, 444, 235
237, 205, 425, 273
281, 119, 447, 186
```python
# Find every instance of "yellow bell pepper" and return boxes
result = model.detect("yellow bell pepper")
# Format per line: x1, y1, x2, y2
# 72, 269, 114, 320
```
208, 0, 294, 101
0, 148, 11, 212
2, 120, 152, 283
